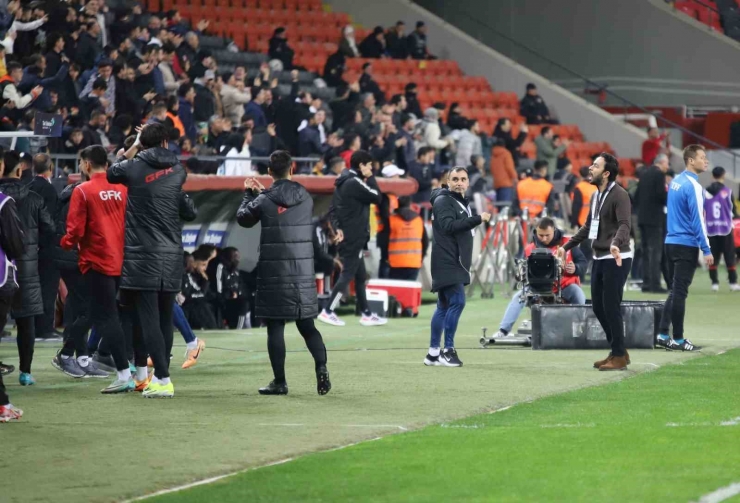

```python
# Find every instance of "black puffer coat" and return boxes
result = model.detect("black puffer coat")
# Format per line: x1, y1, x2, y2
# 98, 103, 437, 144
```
236, 179, 317, 320
52, 182, 80, 272
430, 188, 482, 292
108, 147, 187, 292
0, 178, 54, 317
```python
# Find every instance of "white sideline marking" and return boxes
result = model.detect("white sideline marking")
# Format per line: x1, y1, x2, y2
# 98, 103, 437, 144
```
257, 423, 408, 431
540, 423, 596, 428
717, 350, 728, 355
667, 416, 740, 427
693, 482, 740, 503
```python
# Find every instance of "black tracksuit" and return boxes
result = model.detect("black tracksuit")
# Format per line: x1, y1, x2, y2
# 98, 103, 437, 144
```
635, 165, 668, 291
326, 169, 381, 314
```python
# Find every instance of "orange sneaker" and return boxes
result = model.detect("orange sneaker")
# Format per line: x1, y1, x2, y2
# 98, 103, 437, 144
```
182, 339, 206, 369
134, 374, 152, 392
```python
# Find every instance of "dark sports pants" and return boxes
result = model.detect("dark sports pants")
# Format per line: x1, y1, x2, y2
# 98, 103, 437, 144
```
660, 244, 699, 339
129, 290, 176, 379
591, 258, 633, 357
35, 257, 60, 337
640, 224, 664, 291
708, 235, 737, 285
266, 318, 327, 384
60, 268, 90, 358
327, 246, 368, 314
86, 271, 129, 372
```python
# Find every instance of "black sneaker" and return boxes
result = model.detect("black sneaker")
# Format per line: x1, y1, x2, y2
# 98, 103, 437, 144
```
0, 361, 14, 375
81, 360, 110, 379
676, 339, 701, 352
36, 332, 63, 342
92, 352, 116, 373
316, 367, 331, 396
656, 337, 680, 350
423, 353, 441, 366
440, 348, 463, 367
258, 380, 289, 395
51, 354, 86, 378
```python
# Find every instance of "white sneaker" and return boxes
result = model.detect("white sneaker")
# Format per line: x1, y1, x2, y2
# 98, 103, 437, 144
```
318, 309, 345, 327
730, 284, 740, 292
711, 284, 720, 292
359, 313, 388, 326
496, 330, 509, 338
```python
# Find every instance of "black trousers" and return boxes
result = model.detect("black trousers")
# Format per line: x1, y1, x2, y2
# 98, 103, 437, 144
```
35, 257, 60, 337
223, 297, 249, 329
183, 300, 218, 329
266, 318, 327, 384
60, 268, 89, 358
84, 271, 129, 372
591, 258, 632, 357
660, 244, 699, 339
389, 267, 419, 281
129, 290, 176, 379
640, 224, 665, 291
708, 235, 738, 285
327, 247, 368, 314
0, 293, 12, 405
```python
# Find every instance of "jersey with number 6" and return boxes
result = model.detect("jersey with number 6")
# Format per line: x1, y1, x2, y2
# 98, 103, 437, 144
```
704, 186, 733, 237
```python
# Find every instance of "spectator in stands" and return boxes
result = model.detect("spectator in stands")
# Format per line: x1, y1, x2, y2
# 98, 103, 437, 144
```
78, 77, 107, 121
220, 72, 250, 126
1, 62, 42, 112
455, 119, 482, 167
396, 113, 416, 171
245, 87, 268, 128
359, 92, 376, 125
63, 128, 85, 159
44, 33, 66, 79
159, 42, 180, 96
493, 118, 527, 166
323, 49, 347, 88
80, 109, 105, 148
553, 159, 577, 194
329, 82, 360, 131
108, 114, 132, 149
390, 93, 406, 128
193, 70, 217, 122
218, 128, 256, 177
325, 156, 346, 176
641, 127, 668, 165
407, 21, 434, 60
419, 107, 451, 158
513, 160, 557, 218
491, 136, 517, 203
75, 20, 103, 71
178, 83, 197, 140
338, 25, 360, 58
269, 27, 295, 71
188, 48, 214, 81
535, 126, 568, 179
467, 155, 491, 199
520, 83, 555, 125
359, 62, 384, 105
339, 133, 361, 166
359, 26, 386, 59
178, 31, 199, 72
299, 111, 342, 158
206, 116, 229, 153
404, 82, 422, 119
409, 146, 437, 203
79, 59, 114, 116
385, 21, 407, 59
447, 103, 469, 131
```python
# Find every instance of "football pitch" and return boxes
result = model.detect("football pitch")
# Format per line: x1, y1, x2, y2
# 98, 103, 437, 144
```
1, 280, 739, 503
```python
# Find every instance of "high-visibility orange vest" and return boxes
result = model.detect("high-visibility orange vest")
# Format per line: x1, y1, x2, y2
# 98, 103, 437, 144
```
388, 213, 424, 268
571, 181, 597, 226
517, 177, 552, 217
375, 194, 399, 233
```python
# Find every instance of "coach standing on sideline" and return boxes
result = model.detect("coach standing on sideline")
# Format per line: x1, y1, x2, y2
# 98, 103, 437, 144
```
656, 145, 713, 352
424, 167, 490, 368
559, 153, 632, 371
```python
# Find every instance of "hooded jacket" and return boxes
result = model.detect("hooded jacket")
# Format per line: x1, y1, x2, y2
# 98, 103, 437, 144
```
329, 169, 381, 251
0, 178, 54, 317
236, 179, 317, 320
430, 187, 482, 292
52, 182, 80, 271
107, 147, 191, 292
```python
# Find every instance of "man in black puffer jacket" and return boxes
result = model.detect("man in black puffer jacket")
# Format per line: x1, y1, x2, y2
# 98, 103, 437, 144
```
107, 123, 188, 399
424, 167, 490, 369
0, 151, 54, 385
236, 150, 330, 396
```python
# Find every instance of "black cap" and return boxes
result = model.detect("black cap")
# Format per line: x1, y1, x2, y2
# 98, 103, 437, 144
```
416, 21, 425, 28
362, 62, 372, 70
98, 58, 113, 68
526, 83, 537, 91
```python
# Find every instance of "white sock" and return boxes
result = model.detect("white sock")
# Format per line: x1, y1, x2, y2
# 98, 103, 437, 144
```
151, 376, 171, 385
135, 367, 148, 381
186, 338, 198, 351
429, 347, 440, 357
77, 356, 90, 367
60, 353, 70, 360
117, 368, 131, 382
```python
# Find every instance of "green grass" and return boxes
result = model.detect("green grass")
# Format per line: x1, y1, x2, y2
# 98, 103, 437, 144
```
0, 278, 737, 503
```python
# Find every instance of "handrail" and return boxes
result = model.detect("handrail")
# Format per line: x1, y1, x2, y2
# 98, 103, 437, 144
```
441, 6, 740, 161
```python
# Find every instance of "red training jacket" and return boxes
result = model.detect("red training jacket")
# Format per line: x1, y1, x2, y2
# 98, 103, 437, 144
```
61, 172, 127, 276
524, 236, 580, 292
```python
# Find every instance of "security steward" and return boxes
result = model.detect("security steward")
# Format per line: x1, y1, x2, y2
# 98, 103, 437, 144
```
570, 166, 597, 228
513, 160, 557, 218
387, 196, 429, 281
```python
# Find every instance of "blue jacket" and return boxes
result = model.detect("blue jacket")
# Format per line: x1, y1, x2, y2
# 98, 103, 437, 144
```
19, 63, 69, 112
665, 170, 711, 255
178, 98, 197, 140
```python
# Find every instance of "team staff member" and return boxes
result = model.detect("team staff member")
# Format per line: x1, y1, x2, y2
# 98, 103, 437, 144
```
559, 153, 633, 371
656, 145, 713, 351
318, 150, 387, 328
513, 160, 557, 218
635, 153, 669, 293
108, 123, 191, 398
237, 151, 331, 396
570, 166, 597, 228
704, 166, 738, 291
375, 164, 402, 278
495, 218, 587, 338
387, 195, 428, 281
424, 167, 490, 367
61, 146, 141, 394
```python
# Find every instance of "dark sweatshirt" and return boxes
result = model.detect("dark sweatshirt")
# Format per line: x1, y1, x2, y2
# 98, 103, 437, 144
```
563, 182, 632, 258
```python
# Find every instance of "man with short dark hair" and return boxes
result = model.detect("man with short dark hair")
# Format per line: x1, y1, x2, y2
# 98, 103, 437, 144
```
559, 153, 633, 371
408, 146, 436, 203
513, 160, 556, 218
387, 196, 428, 281
318, 150, 386, 327
704, 166, 738, 292
108, 123, 190, 398
520, 83, 554, 125
237, 150, 330, 396
424, 167, 490, 367
406, 21, 434, 60
79, 59, 115, 115
656, 145, 713, 352
534, 126, 568, 178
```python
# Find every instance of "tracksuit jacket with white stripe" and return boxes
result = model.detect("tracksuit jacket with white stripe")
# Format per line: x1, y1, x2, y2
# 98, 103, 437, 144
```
665, 170, 712, 256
